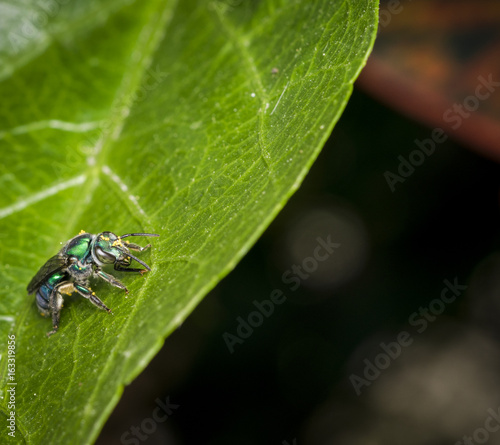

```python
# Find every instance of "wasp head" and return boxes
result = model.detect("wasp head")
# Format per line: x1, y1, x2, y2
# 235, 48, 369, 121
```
91, 231, 157, 271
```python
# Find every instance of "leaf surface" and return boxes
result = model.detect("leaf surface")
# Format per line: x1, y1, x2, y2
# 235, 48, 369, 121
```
0, 0, 378, 443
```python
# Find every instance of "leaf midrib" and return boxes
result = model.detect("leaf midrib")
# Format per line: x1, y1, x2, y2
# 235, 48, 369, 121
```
63, 1, 179, 443
67, 0, 177, 232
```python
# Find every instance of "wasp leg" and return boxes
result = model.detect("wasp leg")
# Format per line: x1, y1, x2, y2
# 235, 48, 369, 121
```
73, 283, 112, 313
124, 242, 153, 273
114, 263, 147, 274
123, 242, 152, 252
95, 269, 128, 293
47, 282, 72, 336
48, 287, 61, 336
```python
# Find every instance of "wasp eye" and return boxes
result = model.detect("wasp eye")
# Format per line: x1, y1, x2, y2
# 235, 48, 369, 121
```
95, 246, 117, 264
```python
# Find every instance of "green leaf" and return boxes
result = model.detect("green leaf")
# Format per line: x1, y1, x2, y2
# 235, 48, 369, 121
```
0, 0, 378, 443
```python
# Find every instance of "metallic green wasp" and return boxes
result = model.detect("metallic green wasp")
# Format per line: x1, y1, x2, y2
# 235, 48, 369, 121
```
27, 231, 159, 336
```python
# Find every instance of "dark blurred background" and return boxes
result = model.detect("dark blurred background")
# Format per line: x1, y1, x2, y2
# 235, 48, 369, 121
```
98, 1, 500, 444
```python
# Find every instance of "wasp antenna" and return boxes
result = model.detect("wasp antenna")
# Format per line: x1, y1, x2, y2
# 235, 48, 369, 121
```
125, 251, 152, 271
119, 233, 160, 240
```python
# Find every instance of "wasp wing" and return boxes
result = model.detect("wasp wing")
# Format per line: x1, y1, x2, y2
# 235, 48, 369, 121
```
27, 255, 68, 294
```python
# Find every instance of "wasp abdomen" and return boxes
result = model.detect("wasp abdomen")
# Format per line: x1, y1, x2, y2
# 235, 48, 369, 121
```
35, 272, 66, 314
